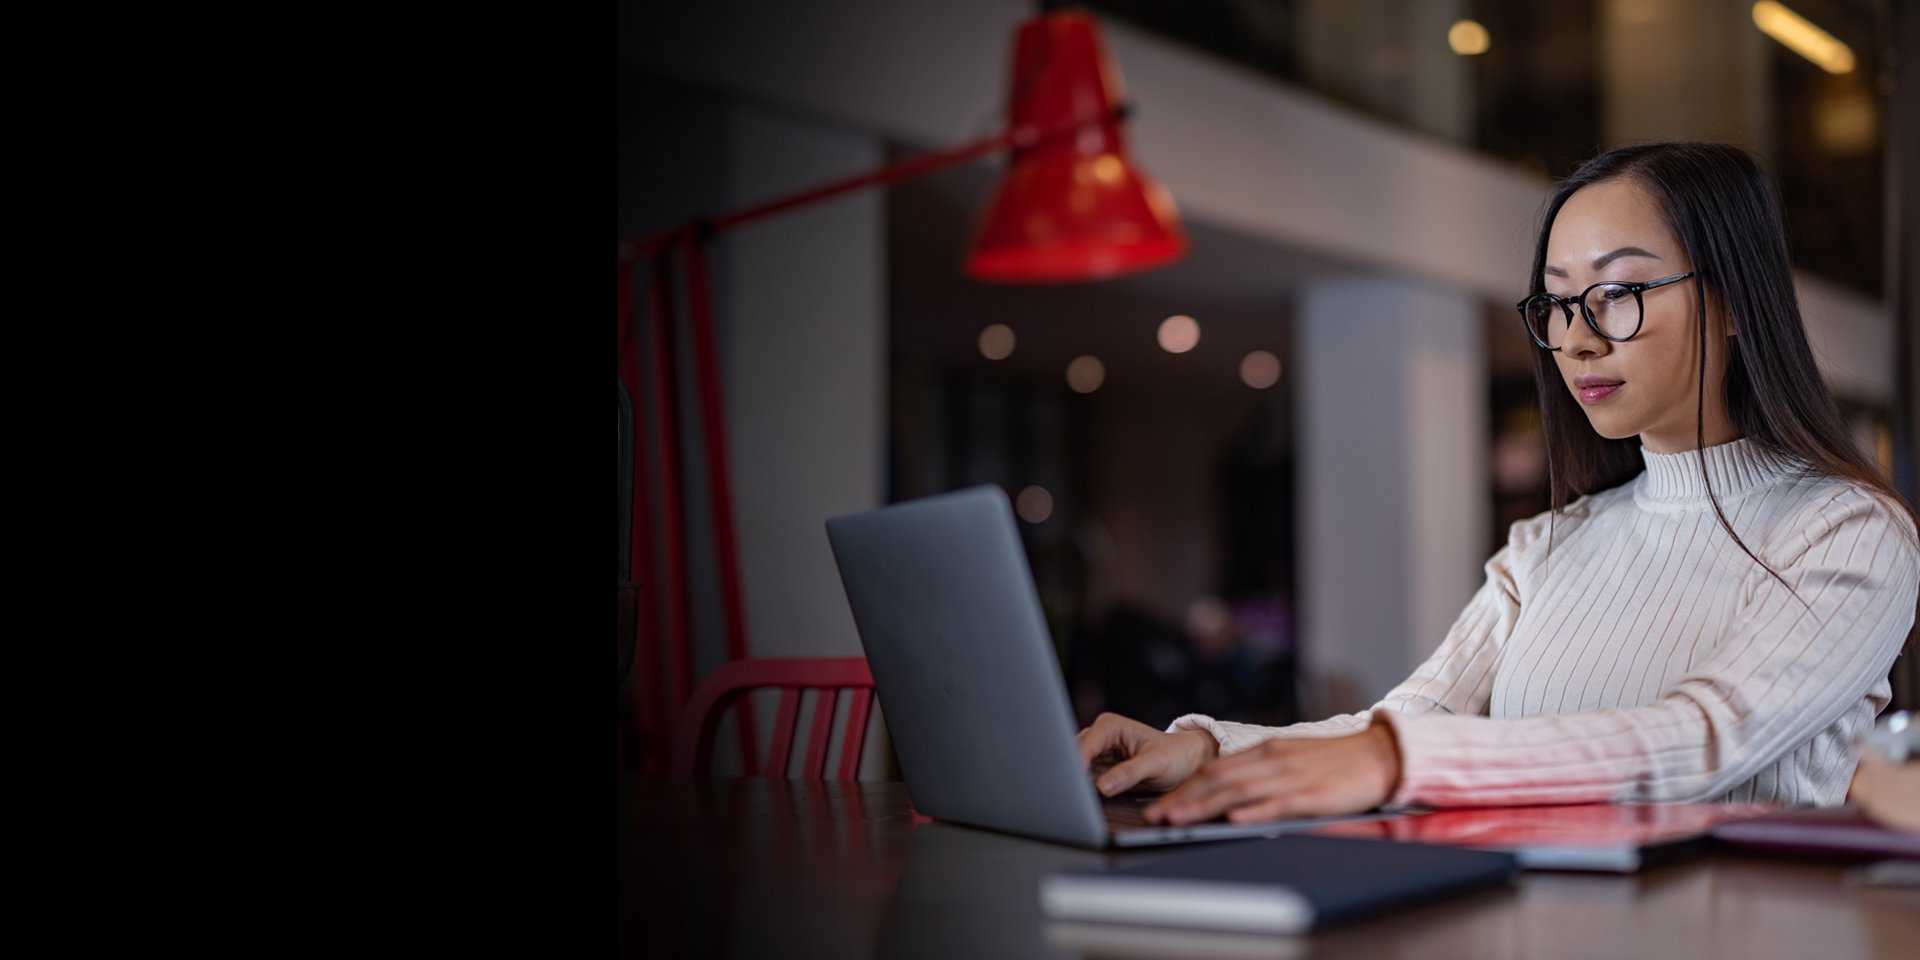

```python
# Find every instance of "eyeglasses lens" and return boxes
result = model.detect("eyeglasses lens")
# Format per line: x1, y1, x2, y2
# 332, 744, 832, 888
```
1525, 283, 1639, 347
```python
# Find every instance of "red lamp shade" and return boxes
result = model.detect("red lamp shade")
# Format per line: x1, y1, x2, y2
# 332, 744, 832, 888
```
965, 11, 1188, 284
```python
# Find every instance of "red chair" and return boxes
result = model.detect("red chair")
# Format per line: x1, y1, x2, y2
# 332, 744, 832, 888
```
672, 657, 877, 780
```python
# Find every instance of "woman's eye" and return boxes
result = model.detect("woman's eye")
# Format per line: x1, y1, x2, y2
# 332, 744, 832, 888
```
1600, 286, 1631, 302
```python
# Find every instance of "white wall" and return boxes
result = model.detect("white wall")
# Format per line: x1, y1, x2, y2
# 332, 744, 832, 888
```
720, 105, 887, 662
1298, 276, 1487, 704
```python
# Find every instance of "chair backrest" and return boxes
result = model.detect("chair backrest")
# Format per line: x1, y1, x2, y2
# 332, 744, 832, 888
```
672, 657, 876, 780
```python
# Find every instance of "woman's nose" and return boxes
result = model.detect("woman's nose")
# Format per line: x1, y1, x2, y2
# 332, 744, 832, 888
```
1561, 309, 1611, 359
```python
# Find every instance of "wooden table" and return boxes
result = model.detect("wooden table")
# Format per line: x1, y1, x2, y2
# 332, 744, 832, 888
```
618, 777, 1919, 959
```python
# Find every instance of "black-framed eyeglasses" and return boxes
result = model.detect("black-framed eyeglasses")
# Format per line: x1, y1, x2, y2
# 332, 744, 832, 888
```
1516, 272, 1697, 350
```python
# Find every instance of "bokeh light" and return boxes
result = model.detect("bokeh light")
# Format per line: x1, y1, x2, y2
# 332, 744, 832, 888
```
1240, 350, 1282, 389
1158, 315, 1201, 354
978, 323, 1016, 360
1066, 356, 1106, 394
1448, 20, 1491, 56
1016, 485, 1054, 524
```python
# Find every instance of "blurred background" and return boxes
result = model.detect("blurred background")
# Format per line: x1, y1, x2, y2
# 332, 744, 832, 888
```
618, 0, 1919, 773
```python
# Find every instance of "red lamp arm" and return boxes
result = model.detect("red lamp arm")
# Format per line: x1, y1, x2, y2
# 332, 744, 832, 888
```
618, 105, 1126, 260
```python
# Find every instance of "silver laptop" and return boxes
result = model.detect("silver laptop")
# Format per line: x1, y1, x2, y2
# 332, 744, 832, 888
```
826, 485, 1386, 849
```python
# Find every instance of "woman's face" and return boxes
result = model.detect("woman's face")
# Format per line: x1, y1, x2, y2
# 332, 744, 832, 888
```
1544, 178, 1738, 454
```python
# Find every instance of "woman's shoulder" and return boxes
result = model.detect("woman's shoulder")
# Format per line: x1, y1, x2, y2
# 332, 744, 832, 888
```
1757, 467, 1919, 563
1501, 484, 1637, 554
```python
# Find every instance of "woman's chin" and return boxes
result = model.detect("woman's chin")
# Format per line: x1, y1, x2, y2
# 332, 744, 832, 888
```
1580, 414, 1640, 441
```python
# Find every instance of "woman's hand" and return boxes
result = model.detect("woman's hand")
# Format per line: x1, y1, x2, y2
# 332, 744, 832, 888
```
1849, 751, 1920, 834
1144, 721, 1403, 825
1076, 712, 1220, 796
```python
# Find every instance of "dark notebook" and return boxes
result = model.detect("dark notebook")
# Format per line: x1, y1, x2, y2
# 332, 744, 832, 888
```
1038, 834, 1516, 934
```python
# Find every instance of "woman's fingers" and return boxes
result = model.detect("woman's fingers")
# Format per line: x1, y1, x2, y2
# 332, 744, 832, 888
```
1096, 751, 1166, 796
1141, 729, 1396, 825
1147, 747, 1296, 824
1150, 771, 1297, 824
1225, 787, 1332, 824
1076, 716, 1224, 796
1075, 713, 1141, 769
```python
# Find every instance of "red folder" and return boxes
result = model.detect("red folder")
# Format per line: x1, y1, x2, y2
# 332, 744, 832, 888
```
1313, 803, 1781, 872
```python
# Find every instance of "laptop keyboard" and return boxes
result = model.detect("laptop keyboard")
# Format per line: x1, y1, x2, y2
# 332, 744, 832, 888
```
1102, 793, 1162, 831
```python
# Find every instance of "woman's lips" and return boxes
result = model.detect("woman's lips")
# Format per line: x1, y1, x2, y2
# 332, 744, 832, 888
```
1574, 377, 1623, 405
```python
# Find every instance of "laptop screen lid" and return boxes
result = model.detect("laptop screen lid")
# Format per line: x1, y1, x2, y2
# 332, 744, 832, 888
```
826, 486, 1111, 848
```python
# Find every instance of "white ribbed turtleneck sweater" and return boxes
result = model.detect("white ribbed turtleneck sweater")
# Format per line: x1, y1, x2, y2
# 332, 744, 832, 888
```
1173, 438, 1918, 807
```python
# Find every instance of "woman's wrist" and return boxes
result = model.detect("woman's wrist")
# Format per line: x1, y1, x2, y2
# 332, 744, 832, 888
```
1365, 712, 1404, 802
1180, 727, 1220, 761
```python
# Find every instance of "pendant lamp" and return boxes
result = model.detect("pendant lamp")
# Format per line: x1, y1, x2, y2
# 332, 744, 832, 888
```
965, 10, 1188, 283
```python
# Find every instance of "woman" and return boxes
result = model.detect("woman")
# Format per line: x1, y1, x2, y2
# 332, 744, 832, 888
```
1078, 142, 1919, 825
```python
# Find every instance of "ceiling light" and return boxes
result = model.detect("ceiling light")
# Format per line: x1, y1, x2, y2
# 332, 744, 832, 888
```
1448, 20, 1490, 56
1752, 1, 1855, 74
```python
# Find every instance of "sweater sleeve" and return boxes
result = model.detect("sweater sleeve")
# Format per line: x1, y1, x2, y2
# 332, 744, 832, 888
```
1167, 517, 1535, 754
1380, 492, 1918, 807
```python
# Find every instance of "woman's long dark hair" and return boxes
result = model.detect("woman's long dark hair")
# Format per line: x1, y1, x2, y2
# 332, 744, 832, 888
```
1525, 142, 1916, 585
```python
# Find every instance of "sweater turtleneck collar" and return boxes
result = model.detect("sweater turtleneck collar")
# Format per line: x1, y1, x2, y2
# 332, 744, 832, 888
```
1637, 437, 1795, 505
